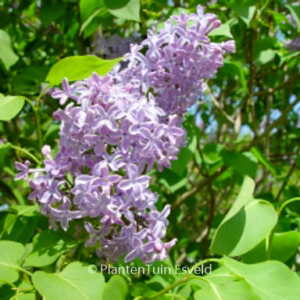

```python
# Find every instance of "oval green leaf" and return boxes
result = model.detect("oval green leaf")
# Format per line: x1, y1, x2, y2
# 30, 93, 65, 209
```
102, 275, 128, 300
271, 231, 300, 262
25, 230, 79, 267
32, 262, 105, 300
0, 94, 25, 121
107, 0, 140, 22
0, 30, 19, 70
211, 177, 278, 256
211, 200, 277, 256
46, 56, 122, 86
0, 241, 25, 283
222, 256, 300, 300
194, 269, 260, 300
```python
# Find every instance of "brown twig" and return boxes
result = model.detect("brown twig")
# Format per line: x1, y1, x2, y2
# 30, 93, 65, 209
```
275, 146, 300, 201
254, 74, 299, 96
171, 166, 227, 209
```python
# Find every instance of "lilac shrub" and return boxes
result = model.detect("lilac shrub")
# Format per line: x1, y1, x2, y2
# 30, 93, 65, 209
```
15, 6, 234, 263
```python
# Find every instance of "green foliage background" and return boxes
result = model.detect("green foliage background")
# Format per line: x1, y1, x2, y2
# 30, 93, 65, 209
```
0, 0, 300, 299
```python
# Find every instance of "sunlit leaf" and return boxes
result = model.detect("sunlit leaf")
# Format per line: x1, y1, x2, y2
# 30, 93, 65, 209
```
46, 56, 121, 86
0, 241, 25, 283
0, 94, 25, 121
0, 30, 18, 70
32, 262, 106, 300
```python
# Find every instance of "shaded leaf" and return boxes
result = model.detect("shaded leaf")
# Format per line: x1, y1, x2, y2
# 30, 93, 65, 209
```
0, 143, 11, 172
25, 230, 79, 267
251, 147, 276, 176
211, 177, 278, 256
231, 2, 256, 26
271, 231, 300, 262
221, 150, 258, 179
39, 0, 67, 26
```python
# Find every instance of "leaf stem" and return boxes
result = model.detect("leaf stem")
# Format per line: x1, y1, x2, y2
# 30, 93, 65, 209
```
190, 258, 221, 273
278, 197, 300, 217
11, 145, 42, 165
139, 258, 221, 300
267, 197, 300, 258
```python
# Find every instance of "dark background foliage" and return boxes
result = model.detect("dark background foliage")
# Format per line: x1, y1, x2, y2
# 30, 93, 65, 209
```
0, 0, 300, 299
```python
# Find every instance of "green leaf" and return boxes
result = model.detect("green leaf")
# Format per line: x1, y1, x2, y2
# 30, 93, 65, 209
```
171, 114, 199, 176
271, 231, 300, 262
102, 275, 128, 300
202, 143, 224, 164
194, 268, 260, 300
223, 176, 255, 221
221, 150, 258, 179
106, 0, 140, 22
222, 61, 248, 92
243, 231, 300, 263
241, 239, 268, 264
12, 65, 49, 95
0, 280, 35, 300
39, 0, 67, 26
0, 30, 18, 70
32, 262, 106, 300
211, 177, 278, 256
46, 56, 121, 86
0, 213, 38, 244
286, 4, 300, 31
80, 0, 104, 21
231, 2, 256, 26
43, 123, 60, 144
0, 241, 25, 283
15, 294, 35, 300
158, 169, 188, 193
211, 200, 277, 256
80, 0, 106, 38
222, 256, 300, 300
254, 38, 277, 63
80, 8, 104, 35
0, 94, 25, 121
104, 0, 129, 10
25, 230, 79, 267
256, 49, 277, 65
0, 143, 11, 172
251, 147, 276, 176
10, 205, 39, 217
208, 22, 233, 38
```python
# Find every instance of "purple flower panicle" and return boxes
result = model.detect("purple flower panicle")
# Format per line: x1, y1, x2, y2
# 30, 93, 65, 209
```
15, 6, 234, 263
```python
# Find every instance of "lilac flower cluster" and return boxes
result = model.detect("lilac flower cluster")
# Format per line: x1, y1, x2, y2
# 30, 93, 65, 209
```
15, 6, 234, 263
117, 6, 235, 114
